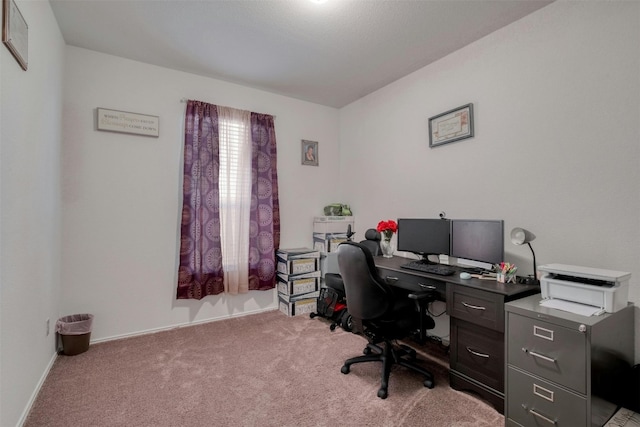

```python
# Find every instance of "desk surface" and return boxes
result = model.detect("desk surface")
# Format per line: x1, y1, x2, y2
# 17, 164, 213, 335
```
374, 255, 540, 297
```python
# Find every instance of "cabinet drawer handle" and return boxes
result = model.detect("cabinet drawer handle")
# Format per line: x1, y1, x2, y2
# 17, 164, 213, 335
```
462, 302, 486, 311
386, 276, 399, 282
529, 408, 557, 425
466, 347, 489, 358
522, 347, 556, 363
419, 283, 436, 289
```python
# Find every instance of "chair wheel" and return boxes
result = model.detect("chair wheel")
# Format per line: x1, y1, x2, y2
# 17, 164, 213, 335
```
363, 347, 372, 355
377, 388, 388, 399
309, 313, 316, 319
329, 323, 337, 331
399, 344, 416, 359
342, 314, 353, 332
424, 379, 434, 389
341, 365, 350, 374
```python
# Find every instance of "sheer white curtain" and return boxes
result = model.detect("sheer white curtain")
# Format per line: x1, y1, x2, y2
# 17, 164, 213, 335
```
217, 107, 252, 294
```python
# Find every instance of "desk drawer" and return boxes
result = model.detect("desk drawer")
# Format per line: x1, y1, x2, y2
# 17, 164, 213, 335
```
507, 366, 586, 427
507, 313, 586, 393
450, 318, 504, 392
447, 285, 504, 332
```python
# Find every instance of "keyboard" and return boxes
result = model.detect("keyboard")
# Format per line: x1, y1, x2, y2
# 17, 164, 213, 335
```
400, 261, 456, 276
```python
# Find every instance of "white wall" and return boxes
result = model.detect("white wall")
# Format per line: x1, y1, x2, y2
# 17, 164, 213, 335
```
61, 47, 341, 342
0, 1, 65, 426
339, 1, 640, 353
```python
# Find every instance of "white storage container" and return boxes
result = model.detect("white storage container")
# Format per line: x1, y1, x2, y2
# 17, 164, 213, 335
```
313, 216, 354, 235
278, 291, 319, 317
277, 275, 319, 296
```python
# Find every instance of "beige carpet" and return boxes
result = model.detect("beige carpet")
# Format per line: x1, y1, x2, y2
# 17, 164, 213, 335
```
25, 310, 503, 426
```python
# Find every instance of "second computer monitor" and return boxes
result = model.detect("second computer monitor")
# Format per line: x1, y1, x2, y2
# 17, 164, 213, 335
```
450, 219, 504, 270
396, 218, 451, 261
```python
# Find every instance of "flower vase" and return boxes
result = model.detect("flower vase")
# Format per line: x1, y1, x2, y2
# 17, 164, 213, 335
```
380, 237, 394, 258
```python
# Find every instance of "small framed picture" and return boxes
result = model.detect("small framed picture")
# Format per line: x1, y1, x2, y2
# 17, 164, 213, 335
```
2, 0, 28, 71
429, 103, 474, 148
301, 140, 318, 166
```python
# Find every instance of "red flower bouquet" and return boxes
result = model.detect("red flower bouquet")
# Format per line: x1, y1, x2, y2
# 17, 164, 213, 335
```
376, 220, 398, 240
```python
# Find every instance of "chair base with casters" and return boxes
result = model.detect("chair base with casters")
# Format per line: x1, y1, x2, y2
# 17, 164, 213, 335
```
341, 339, 434, 399
339, 287, 438, 399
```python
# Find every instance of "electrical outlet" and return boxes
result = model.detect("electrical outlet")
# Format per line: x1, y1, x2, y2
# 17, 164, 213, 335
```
46, 319, 50, 336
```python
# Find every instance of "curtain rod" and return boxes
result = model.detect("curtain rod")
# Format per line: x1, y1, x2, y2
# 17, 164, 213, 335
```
180, 98, 275, 119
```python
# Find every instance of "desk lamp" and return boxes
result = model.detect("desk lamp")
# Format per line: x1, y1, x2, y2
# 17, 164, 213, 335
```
510, 227, 539, 285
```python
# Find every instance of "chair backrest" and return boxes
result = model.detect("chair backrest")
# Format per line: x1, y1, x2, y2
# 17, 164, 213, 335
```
336, 241, 394, 320
359, 228, 382, 256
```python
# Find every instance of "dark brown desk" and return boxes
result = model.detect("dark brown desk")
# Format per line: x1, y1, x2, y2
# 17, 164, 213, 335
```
374, 255, 540, 413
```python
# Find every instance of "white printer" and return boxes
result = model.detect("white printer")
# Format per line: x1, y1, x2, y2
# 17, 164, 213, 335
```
538, 263, 630, 313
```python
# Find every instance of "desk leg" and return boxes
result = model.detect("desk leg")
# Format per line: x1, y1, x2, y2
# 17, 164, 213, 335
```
416, 300, 428, 343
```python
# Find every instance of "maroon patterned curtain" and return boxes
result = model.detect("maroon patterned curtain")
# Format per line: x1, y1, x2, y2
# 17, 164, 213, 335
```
177, 102, 279, 299
248, 113, 280, 290
177, 101, 224, 299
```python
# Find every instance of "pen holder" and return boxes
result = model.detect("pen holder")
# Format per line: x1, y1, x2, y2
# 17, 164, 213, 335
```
497, 273, 516, 284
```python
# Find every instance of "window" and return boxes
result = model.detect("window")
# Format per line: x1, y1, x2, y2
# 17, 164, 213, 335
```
177, 101, 279, 299
217, 108, 251, 280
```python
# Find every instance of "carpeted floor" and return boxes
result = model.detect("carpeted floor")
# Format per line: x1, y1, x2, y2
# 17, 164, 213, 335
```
24, 310, 503, 426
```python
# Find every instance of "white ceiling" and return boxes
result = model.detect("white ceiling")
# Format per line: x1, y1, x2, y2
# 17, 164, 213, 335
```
49, 0, 553, 108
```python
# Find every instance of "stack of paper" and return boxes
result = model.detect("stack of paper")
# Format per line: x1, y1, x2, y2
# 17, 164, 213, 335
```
539, 299, 604, 316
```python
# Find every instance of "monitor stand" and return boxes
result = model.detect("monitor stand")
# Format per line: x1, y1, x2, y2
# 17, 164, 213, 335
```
457, 258, 493, 272
417, 254, 438, 264
461, 266, 486, 274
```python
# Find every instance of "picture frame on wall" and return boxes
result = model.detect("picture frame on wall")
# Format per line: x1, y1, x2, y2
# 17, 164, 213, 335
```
301, 140, 318, 166
2, 0, 28, 71
429, 103, 474, 148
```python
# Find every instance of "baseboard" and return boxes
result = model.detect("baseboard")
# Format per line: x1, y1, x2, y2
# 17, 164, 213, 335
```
17, 351, 58, 427
90, 307, 278, 345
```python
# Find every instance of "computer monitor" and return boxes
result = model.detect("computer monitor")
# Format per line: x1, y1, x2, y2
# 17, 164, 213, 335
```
450, 219, 504, 271
396, 218, 451, 262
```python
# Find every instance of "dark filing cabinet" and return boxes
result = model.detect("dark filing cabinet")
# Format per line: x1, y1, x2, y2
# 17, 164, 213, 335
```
505, 294, 634, 427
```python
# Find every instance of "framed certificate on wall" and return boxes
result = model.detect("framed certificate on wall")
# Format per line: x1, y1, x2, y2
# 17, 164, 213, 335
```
429, 103, 474, 148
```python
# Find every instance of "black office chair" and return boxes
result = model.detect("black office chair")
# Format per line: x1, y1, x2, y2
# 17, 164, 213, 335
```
317, 229, 382, 331
324, 228, 381, 294
336, 241, 436, 399
358, 228, 382, 256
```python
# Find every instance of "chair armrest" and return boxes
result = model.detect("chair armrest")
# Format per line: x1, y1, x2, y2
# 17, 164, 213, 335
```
407, 290, 438, 301
407, 291, 437, 336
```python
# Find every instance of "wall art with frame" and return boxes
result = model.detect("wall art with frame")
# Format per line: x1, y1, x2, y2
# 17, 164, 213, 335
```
301, 140, 318, 166
429, 103, 474, 148
2, 0, 28, 71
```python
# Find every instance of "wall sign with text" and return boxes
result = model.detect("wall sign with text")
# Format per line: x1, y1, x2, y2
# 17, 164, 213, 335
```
97, 108, 160, 137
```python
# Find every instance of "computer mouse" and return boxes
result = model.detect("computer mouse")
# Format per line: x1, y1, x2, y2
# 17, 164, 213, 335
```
460, 272, 471, 280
